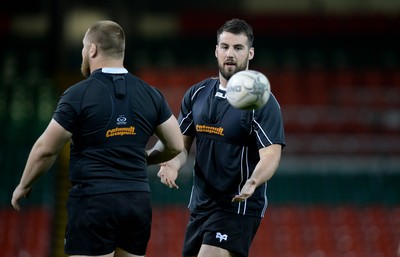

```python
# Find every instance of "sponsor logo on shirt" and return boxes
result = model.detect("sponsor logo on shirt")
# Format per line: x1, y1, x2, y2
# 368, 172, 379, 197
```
106, 126, 136, 137
116, 115, 127, 125
196, 124, 224, 136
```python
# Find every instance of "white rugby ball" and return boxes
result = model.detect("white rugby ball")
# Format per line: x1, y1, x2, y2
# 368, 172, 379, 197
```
226, 70, 271, 110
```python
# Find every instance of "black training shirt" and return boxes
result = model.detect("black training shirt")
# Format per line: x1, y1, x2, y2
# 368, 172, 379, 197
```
53, 68, 172, 196
178, 77, 285, 217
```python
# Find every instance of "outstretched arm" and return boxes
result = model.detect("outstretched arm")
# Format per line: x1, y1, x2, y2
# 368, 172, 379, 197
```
11, 119, 72, 211
232, 144, 282, 202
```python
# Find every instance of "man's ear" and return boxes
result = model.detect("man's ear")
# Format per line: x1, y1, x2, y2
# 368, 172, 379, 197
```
248, 47, 254, 60
89, 43, 97, 58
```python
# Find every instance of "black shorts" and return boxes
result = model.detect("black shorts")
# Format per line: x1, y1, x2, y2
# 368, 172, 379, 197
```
64, 191, 152, 256
182, 210, 261, 257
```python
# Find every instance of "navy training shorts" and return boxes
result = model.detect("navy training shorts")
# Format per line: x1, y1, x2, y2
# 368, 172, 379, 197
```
64, 191, 152, 256
182, 210, 262, 257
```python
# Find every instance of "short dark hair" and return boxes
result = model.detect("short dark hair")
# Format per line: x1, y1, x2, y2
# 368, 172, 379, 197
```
217, 19, 254, 48
86, 20, 125, 58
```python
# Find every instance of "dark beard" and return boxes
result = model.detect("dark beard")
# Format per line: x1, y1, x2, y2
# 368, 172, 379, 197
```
218, 62, 247, 81
80, 55, 90, 78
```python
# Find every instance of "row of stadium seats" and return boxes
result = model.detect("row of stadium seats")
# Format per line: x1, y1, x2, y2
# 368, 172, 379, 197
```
1, 171, 399, 257
147, 205, 400, 257
1, 51, 398, 136
138, 68, 400, 103
0, 207, 52, 257
2, 205, 397, 257
133, 68, 400, 169
252, 205, 400, 257
1, 68, 398, 159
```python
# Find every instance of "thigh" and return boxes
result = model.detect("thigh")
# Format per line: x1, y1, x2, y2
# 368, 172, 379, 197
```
114, 247, 145, 257
198, 244, 235, 257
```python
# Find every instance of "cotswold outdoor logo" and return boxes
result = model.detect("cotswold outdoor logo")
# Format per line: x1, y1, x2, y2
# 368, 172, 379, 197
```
196, 124, 224, 136
216, 232, 228, 242
106, 126, 136, 137
116, 115, 127, 125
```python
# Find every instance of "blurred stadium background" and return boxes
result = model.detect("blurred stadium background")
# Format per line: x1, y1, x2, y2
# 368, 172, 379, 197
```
1, 1, 400, 256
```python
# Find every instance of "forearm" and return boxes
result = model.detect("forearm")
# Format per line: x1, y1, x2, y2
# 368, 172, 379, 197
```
146, 140, 182, 166
160, 134, 193, 171
248, 144, 282, 187
248, 157, 279, 187
232, 144, 281, 203
12, 119, 71, 211
147, 115, 184, 165
19, 143, 59, 189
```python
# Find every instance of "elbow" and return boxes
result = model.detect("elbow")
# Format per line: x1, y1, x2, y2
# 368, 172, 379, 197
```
177, 140, 185, 153
169, 143, 184, 159
34, 141, 59, 159
168, 150, 181, 160
171, 136, 185, 156
147, 142, 184, 165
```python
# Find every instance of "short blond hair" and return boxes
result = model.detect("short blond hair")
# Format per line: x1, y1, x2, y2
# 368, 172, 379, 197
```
86, 20, 125, 59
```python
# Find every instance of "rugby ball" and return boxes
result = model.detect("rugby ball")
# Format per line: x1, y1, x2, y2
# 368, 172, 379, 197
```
226, 70, 271, 110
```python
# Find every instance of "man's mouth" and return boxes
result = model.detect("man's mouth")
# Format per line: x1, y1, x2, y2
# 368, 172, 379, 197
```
225, 62, 236, 68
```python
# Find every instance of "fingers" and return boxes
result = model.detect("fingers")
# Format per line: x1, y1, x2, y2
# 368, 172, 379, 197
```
167, 180, 179, 189
11, 199, 21, 212
158, 171, 179, 189
11, 193, 23, 212
160, 174, 179, 189
232, 194, 247, 203
232, 180, 257, 202
157, 167, 179, 189
232, 190, 252, 202
11, 186, 32, 212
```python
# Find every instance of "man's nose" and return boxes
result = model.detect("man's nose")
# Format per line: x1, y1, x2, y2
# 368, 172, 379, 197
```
226, 47, 234, 57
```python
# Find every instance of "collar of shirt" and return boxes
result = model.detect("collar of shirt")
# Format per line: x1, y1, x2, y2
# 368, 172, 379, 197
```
215, 84, 227, 99
101, 67, 128, 74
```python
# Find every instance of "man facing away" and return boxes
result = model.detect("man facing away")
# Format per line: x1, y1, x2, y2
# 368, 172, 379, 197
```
11, 20, 183, 257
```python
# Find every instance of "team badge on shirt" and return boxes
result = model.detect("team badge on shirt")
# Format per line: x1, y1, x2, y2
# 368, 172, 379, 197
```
117, 115, 127, 125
